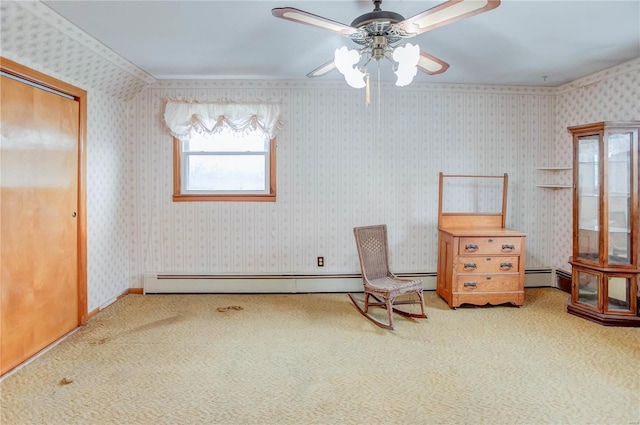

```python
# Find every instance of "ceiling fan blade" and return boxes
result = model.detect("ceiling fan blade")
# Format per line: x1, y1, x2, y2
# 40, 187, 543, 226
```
417, 51, 450, 75
272, 7, 357, 36
398, 0, 500, 36
306, 60, 337, 78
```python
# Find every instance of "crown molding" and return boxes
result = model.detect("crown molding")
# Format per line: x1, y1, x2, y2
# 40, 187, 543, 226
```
2, 0, 156, 91
148, 78, 557, 95
12, 1, 155, 85
555, 56, 640, 95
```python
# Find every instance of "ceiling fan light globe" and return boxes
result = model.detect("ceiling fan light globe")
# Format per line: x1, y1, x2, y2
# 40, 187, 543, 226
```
344, 71, 367, 89
393, 43, 420, 68
334, 46, 361, 75
394, 65, 418, 87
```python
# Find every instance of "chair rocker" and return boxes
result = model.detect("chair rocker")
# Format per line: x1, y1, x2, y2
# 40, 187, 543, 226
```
349, 224, 428, 330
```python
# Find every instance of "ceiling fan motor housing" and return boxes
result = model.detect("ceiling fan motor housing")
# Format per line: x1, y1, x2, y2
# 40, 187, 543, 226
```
371, 36, 389, 61
350, 8, 406, 49
351, 9, 404, 29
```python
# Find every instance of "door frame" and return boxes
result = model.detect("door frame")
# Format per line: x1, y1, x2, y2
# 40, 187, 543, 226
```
1, 57, 88, 325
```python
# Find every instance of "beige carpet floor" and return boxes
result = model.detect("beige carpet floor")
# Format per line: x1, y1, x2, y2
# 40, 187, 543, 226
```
1, 288, 639, 425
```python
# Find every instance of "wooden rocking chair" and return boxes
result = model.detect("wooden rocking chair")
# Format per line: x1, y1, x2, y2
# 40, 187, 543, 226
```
349, 225, 428, 330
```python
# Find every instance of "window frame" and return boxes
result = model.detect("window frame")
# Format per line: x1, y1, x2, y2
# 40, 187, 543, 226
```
172, 136, 276, 202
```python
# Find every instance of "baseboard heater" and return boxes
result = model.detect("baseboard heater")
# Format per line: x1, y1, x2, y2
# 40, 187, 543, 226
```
143, 269, 556, 294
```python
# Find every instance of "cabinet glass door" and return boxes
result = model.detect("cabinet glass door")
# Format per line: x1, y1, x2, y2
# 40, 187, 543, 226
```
607, 132, 632, 265
575, 269, 599, 309
577, 135, 600, 262
606, 276, 632, 312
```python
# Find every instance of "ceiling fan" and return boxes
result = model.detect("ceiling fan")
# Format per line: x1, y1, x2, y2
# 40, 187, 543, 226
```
272, 0, 501, 87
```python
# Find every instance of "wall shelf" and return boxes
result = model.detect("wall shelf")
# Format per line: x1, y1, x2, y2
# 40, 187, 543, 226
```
536, 167, 572, 170
536, 166, 572, 188
536, 184, 573, 189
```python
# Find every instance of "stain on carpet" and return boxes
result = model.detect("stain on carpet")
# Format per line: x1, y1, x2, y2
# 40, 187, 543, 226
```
216, 305, 244, 312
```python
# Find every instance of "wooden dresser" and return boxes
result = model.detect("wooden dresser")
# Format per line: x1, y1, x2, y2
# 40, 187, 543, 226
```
436, 173, 526, 308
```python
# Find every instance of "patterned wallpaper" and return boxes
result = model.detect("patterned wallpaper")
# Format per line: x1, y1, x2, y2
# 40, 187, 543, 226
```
85, 92, 132, 310
129, 81, 559, 285
130, 63, 638, 286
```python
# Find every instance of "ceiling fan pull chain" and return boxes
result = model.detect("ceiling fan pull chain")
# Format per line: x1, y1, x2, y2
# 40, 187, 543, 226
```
378, 61, 381, 126
365, 74, 370, 106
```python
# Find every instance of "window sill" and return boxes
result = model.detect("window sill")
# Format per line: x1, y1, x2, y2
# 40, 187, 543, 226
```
173, 193, 276, 202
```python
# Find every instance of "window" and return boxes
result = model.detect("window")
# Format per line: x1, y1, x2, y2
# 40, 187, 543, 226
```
164, 99, 282, 201
173, 128, 276, 202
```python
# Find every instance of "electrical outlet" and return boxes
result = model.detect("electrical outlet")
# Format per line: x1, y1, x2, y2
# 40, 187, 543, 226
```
317, 257, 324, 267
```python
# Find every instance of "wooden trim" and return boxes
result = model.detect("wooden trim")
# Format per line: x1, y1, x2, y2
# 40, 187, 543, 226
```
172, 137, 277, 202
86, 308, 100, 321
1, 57, 88, 326
567, 302, 640, 327
569, 260, 640, 274
173, 137, 181, 195
572, 133, 579, 260
1, 57, 84, 98
173, 193, 276, 202
86, 288, 142, 320
502, 173, 508, 228
629, 128, 640, 264
567, 122, 640, 134
116, 289, 132, 299
599, 129, 606, 264
438, 174, 507, 179
438, 215, 504, 229
440, 213, 505, 217
567, 122, 606, 134
438, 172, 444, 227
270, 137, 277, 198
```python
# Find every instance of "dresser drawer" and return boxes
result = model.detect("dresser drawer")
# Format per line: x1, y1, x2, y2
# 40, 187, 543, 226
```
459, 237, 522, 255
456, 256, 519, 273
456, 274, 521, 292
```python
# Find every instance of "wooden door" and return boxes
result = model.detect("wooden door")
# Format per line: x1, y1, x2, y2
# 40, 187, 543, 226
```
0, 74, 80, 374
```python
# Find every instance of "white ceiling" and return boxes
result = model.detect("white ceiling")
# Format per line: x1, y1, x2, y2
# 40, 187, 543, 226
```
43, 0, 640, 86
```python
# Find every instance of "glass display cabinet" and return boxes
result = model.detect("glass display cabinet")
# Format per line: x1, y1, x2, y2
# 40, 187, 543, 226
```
568, 121, 640, 326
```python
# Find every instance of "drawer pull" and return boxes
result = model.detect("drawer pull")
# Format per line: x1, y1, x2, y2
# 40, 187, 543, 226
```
501, 244, 515, 252
463, 263, 477, 270
463, 282, 477, 289
500, 262, 514, 270
464, 244, 479, 252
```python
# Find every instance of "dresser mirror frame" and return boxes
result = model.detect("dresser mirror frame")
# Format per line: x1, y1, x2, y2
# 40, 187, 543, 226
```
438, 173, 508, 229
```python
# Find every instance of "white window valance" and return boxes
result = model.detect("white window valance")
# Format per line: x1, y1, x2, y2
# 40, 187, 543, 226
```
164, 98, 283, 141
